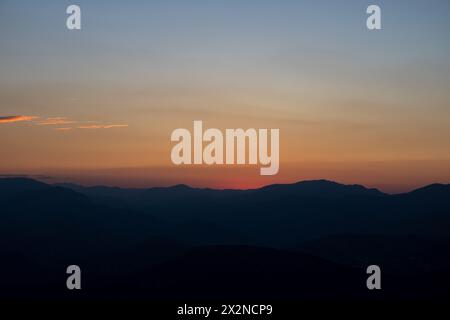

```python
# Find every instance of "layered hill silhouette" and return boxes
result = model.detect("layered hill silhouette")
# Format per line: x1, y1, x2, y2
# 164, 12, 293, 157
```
0, 177, 449, 299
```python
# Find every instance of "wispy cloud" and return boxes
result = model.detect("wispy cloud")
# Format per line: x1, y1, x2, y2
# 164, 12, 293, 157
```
54, 127, 73, 131
37, 117, 76, 125
0, 115, 38, 123
77, 124, 129, 129
1, 115, 128, 131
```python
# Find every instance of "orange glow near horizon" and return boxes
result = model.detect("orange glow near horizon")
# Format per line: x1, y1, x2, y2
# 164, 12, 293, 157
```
2, 159, 449, 194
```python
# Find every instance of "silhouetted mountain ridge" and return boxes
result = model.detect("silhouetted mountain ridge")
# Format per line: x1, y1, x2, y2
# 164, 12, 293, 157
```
0, 177, 50, 199
54, 178, 387, 197
257, 179, 385, 198
1, 177, 450, 300
407, 183, 450, 197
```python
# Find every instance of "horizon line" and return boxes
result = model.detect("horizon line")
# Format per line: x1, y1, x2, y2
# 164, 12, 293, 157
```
1, 175, 448, 195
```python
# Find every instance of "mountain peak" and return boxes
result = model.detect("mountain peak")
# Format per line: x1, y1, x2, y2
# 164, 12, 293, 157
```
259, 179, 385, 197
0, 177, 50, 199
408, 183, 450, 196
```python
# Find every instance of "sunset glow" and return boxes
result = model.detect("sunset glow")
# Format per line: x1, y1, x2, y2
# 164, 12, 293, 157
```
1, 1, 449, 193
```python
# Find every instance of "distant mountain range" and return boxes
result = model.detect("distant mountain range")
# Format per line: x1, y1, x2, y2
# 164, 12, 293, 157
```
0, 177, 449, 300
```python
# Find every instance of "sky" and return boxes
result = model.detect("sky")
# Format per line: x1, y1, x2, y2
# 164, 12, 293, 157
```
1, 0, 449, 192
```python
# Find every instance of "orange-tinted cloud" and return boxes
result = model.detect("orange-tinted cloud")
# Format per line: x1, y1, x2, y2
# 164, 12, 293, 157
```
37, 117, 76, 125
1, 115, 128, 131
0, 115, 38, 123
77, 124, 128, 129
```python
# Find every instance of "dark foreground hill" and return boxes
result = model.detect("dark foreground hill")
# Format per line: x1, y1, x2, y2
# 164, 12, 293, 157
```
0, 177, 449, 300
